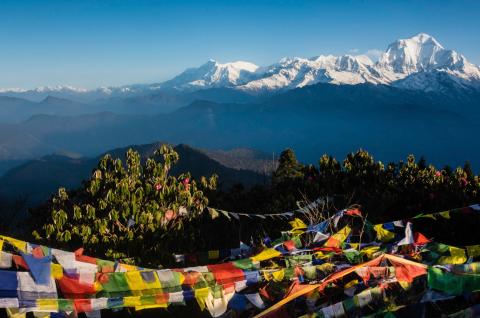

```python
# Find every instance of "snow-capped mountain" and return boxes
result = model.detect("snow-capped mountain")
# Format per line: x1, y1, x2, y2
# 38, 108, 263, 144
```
0, 85, 115, 102
378, 33, 478, 75
0, 85, 88, 94
237, 33, 480, 92
378, 33, 480, 92
0, 60, 260, 101
160, 59, 259, 89
238, 54, 384, 91
1, 33, 479, 101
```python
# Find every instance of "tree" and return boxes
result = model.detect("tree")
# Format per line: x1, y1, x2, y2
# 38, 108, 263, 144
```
418, 156, 427, 170
272, 149, 304, 184
464, 161, 474, 181
32, 145, 217, 266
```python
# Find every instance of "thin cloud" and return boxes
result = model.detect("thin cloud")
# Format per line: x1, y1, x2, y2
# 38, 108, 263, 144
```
348, 48, 360, 54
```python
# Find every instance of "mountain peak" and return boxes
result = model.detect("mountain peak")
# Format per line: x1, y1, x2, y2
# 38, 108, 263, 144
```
202, 59, 219, 67
203, 60, 259, 72
161, 59, 259, 90
378, 33, 455, 74
409, 33, 443, 48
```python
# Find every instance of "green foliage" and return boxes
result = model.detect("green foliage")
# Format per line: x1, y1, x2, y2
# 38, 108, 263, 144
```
273, 149, 304, 184
213, 149, 480, 225
28, 146, 480, 266
32, 145, 217, 266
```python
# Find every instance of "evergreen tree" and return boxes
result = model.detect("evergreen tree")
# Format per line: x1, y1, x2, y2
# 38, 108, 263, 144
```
418, 156, 427, 169
464, 161, 474, 181
272, 148, 304, 184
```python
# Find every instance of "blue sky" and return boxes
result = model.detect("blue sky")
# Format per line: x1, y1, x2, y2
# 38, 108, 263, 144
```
0, 0, 479, 89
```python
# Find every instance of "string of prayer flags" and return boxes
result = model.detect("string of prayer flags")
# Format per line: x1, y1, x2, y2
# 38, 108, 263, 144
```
207, 198, 326, 222
0, 203, 479, 317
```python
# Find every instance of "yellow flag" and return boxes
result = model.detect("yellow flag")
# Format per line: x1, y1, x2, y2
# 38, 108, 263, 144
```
262, 271, 271, 281
124, 296, 142, 307
420, 214, 437, 220
344, 279, 358, 289
289, 218, 307, 235
0, 236, 26, 252
126, 271, 146, 291
438, 246, 467, 265
6, 308, 26, 318
195, 287, 210, 300
316, 263, 335, 274
272, 269, 285, 282
349, 243, 359, 250
36, 299, 58, 311
51, 264, 63, 279
0, 240, 3, 251
251, 248, 281, 262
333, 225, 351, 241
176, 271, 185, 286
289, 218, 307, 229
136, 304, 167, 310
195, 287, 210, 311
466, 245, 480, 258
373, 224, 395, 242
126, 271, 161, 292
94, 281, 103, 292
439, 211, 450, 219
360, 246, 381, 259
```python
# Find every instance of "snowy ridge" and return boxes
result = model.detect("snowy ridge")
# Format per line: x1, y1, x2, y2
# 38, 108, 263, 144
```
239, 54, 386, 91
1, 33, 479, 100
238, 33, 480, 92
159, 59, 259, 90
0, 85, 88, 94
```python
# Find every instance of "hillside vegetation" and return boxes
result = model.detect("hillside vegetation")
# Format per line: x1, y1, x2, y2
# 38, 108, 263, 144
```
11, 146, 479, 267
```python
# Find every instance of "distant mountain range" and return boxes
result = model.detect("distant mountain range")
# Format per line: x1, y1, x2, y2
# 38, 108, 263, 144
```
0, 88, 258, 122
1, 33, 479, 105
0, 33, 479, 174
0, 143, 271, 210
0, 82, 478, 170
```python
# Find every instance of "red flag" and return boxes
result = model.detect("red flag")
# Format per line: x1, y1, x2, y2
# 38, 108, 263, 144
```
414, 232, 431, 245
74, 299, 92, 313
75, 248, 97, 264
208, 262, 245, 288
389, 259, 426, 283
345, 208, 362, 217
283, 240, 296, 251
59, 275, 97, 296
12, 255, 29, 270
